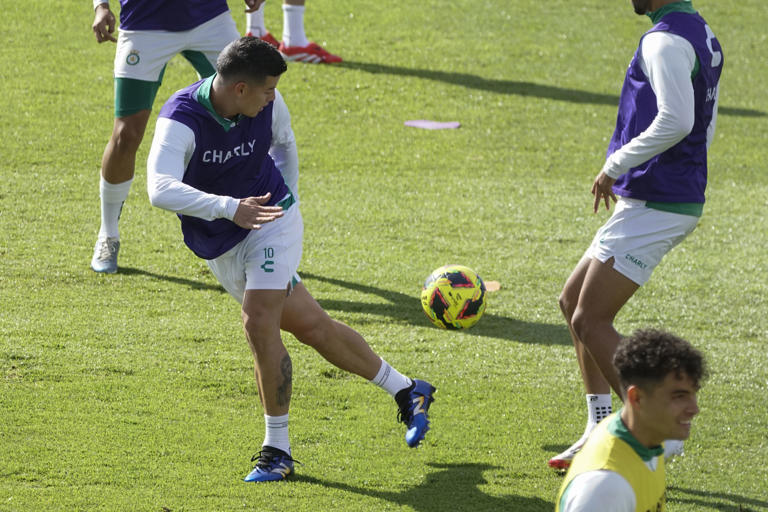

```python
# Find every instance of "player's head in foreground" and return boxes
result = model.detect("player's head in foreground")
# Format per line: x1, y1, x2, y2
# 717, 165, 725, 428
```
614, 328, 708, 446
212, 36, 287, 118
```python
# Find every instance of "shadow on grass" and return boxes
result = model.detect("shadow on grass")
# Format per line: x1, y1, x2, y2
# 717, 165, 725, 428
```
339, 60, 766, 118
118, 266, 224, 293
116, 267, 569, 344
295, 462, 552, 512
668, 486, 768, 512
302, 272, 570, 345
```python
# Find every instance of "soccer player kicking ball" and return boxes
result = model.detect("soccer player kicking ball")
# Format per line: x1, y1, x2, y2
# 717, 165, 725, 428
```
556, 329, 707, 511
550, 0, 722, 470
146, 37, 434, 482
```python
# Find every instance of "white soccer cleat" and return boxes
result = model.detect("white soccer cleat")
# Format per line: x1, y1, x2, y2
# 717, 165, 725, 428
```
90, 237, 120, 274
548, 438, 587, 470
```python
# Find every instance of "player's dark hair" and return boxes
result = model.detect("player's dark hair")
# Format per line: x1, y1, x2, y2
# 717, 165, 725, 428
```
216, 36, 287, 85
614, 328, 708, 392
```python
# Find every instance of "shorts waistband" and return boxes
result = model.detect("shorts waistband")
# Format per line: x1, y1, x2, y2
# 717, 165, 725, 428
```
277, 191, 296, 211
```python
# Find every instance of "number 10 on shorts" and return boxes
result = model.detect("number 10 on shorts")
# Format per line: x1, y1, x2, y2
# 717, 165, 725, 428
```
260, 247, 275, 273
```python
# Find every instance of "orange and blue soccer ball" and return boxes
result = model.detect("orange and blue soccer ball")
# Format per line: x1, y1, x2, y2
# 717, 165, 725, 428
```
420, 264, 486, 329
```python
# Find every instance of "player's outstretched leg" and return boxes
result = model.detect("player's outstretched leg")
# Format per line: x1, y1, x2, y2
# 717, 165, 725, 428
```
280, 283, 436, 448
244, 446, 299, 482
395, 379, 436, 448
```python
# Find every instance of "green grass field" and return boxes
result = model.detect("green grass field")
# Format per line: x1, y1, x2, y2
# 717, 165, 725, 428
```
1, 0, 767, 510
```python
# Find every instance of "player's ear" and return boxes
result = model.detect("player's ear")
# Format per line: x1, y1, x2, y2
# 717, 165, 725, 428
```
233, 81, 247, 96
626, 384, 642, 406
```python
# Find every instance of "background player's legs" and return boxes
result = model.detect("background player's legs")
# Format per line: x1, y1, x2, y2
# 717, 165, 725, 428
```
101, 110, 151, 185
91, 109, 152, 273
244, 0, 341, 63
549, 256, 638, 469
570, 257, 639, 395
281, 0, 309, 48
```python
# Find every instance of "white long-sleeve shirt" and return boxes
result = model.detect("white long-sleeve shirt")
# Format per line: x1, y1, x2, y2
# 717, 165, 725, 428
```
147, 89, 298, 220
601, 30, 719, 179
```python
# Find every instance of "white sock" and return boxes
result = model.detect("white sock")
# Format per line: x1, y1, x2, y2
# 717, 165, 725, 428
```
282, 4, 308, 48
263, 413, 290, 454
587, 393, 613, 426
370, 359, 413, 397
246, 3, 267, 37
98, 177, 132, 240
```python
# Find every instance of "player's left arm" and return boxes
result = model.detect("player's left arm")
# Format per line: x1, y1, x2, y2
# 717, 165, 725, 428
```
601, 31, 697, 179
269, 89, 300, 196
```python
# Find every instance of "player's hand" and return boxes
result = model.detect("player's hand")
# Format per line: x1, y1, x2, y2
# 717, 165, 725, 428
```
244, 0, 267, 13
591, 171, 617, 213
92, 3, 117, 43
233, 193, 284, 230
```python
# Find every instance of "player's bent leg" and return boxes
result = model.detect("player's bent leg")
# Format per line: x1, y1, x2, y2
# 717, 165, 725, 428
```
242, 289, 291, 416
281, 283, 381, 380
282, 283, 436, 447
570, 258, 639, 396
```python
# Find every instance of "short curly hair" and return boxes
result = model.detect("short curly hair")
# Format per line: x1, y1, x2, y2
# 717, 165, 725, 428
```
613, 328, 708, 392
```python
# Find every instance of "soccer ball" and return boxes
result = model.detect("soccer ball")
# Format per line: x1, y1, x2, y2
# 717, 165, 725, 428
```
420, 264, 487, 330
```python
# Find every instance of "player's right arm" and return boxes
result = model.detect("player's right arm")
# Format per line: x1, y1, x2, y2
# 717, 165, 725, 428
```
147, 117, 283, 230
559, 471, 636, 512
92, 1, 117, 43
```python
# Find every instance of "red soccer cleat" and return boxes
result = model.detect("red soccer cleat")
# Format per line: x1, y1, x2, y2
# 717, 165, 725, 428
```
278, 41, 342, 64
245, 31, 279, 48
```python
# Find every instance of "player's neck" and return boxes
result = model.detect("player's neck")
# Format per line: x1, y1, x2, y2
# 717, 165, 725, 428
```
620, 407, 663, 448
210, 76, 239, 120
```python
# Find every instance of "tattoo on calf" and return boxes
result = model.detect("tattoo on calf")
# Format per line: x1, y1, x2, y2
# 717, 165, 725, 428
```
277, 355, 292, 407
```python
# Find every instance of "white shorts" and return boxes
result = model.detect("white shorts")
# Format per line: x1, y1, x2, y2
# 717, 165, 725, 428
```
206, 204, 304, 304
584, 197, 699, 285
114, 11, 239, 82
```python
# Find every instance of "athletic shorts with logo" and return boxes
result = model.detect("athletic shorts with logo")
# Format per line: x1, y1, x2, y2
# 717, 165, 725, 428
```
584, 197, 699, 285
206, 203, 304, 303
112, 11, 239, 116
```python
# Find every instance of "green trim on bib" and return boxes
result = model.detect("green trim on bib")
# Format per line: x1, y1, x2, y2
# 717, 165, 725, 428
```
195, 74, 242, 132
608, 410, 664, 462
648, 0, 696, 24
645, 201, 703, 217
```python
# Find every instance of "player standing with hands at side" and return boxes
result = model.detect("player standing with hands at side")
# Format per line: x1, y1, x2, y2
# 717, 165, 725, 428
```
146, 37, 435, 482
549, 0, 722, 469
89, 0, 264, 273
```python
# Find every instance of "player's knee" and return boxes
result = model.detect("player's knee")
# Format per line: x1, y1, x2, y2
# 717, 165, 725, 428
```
558, 291, 577, 322
241, 306, 273, 341
111, 119, 146, 152
291, 315, 332, 349
570, 308, 594, 345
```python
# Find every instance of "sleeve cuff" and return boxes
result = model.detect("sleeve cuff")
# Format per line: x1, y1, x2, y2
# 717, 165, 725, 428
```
223, 197, 240, 221
601, 157, 626, 180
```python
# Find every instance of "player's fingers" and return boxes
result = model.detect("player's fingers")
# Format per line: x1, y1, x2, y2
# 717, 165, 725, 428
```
251, 192, 272, 204
106, 19, 117, 41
